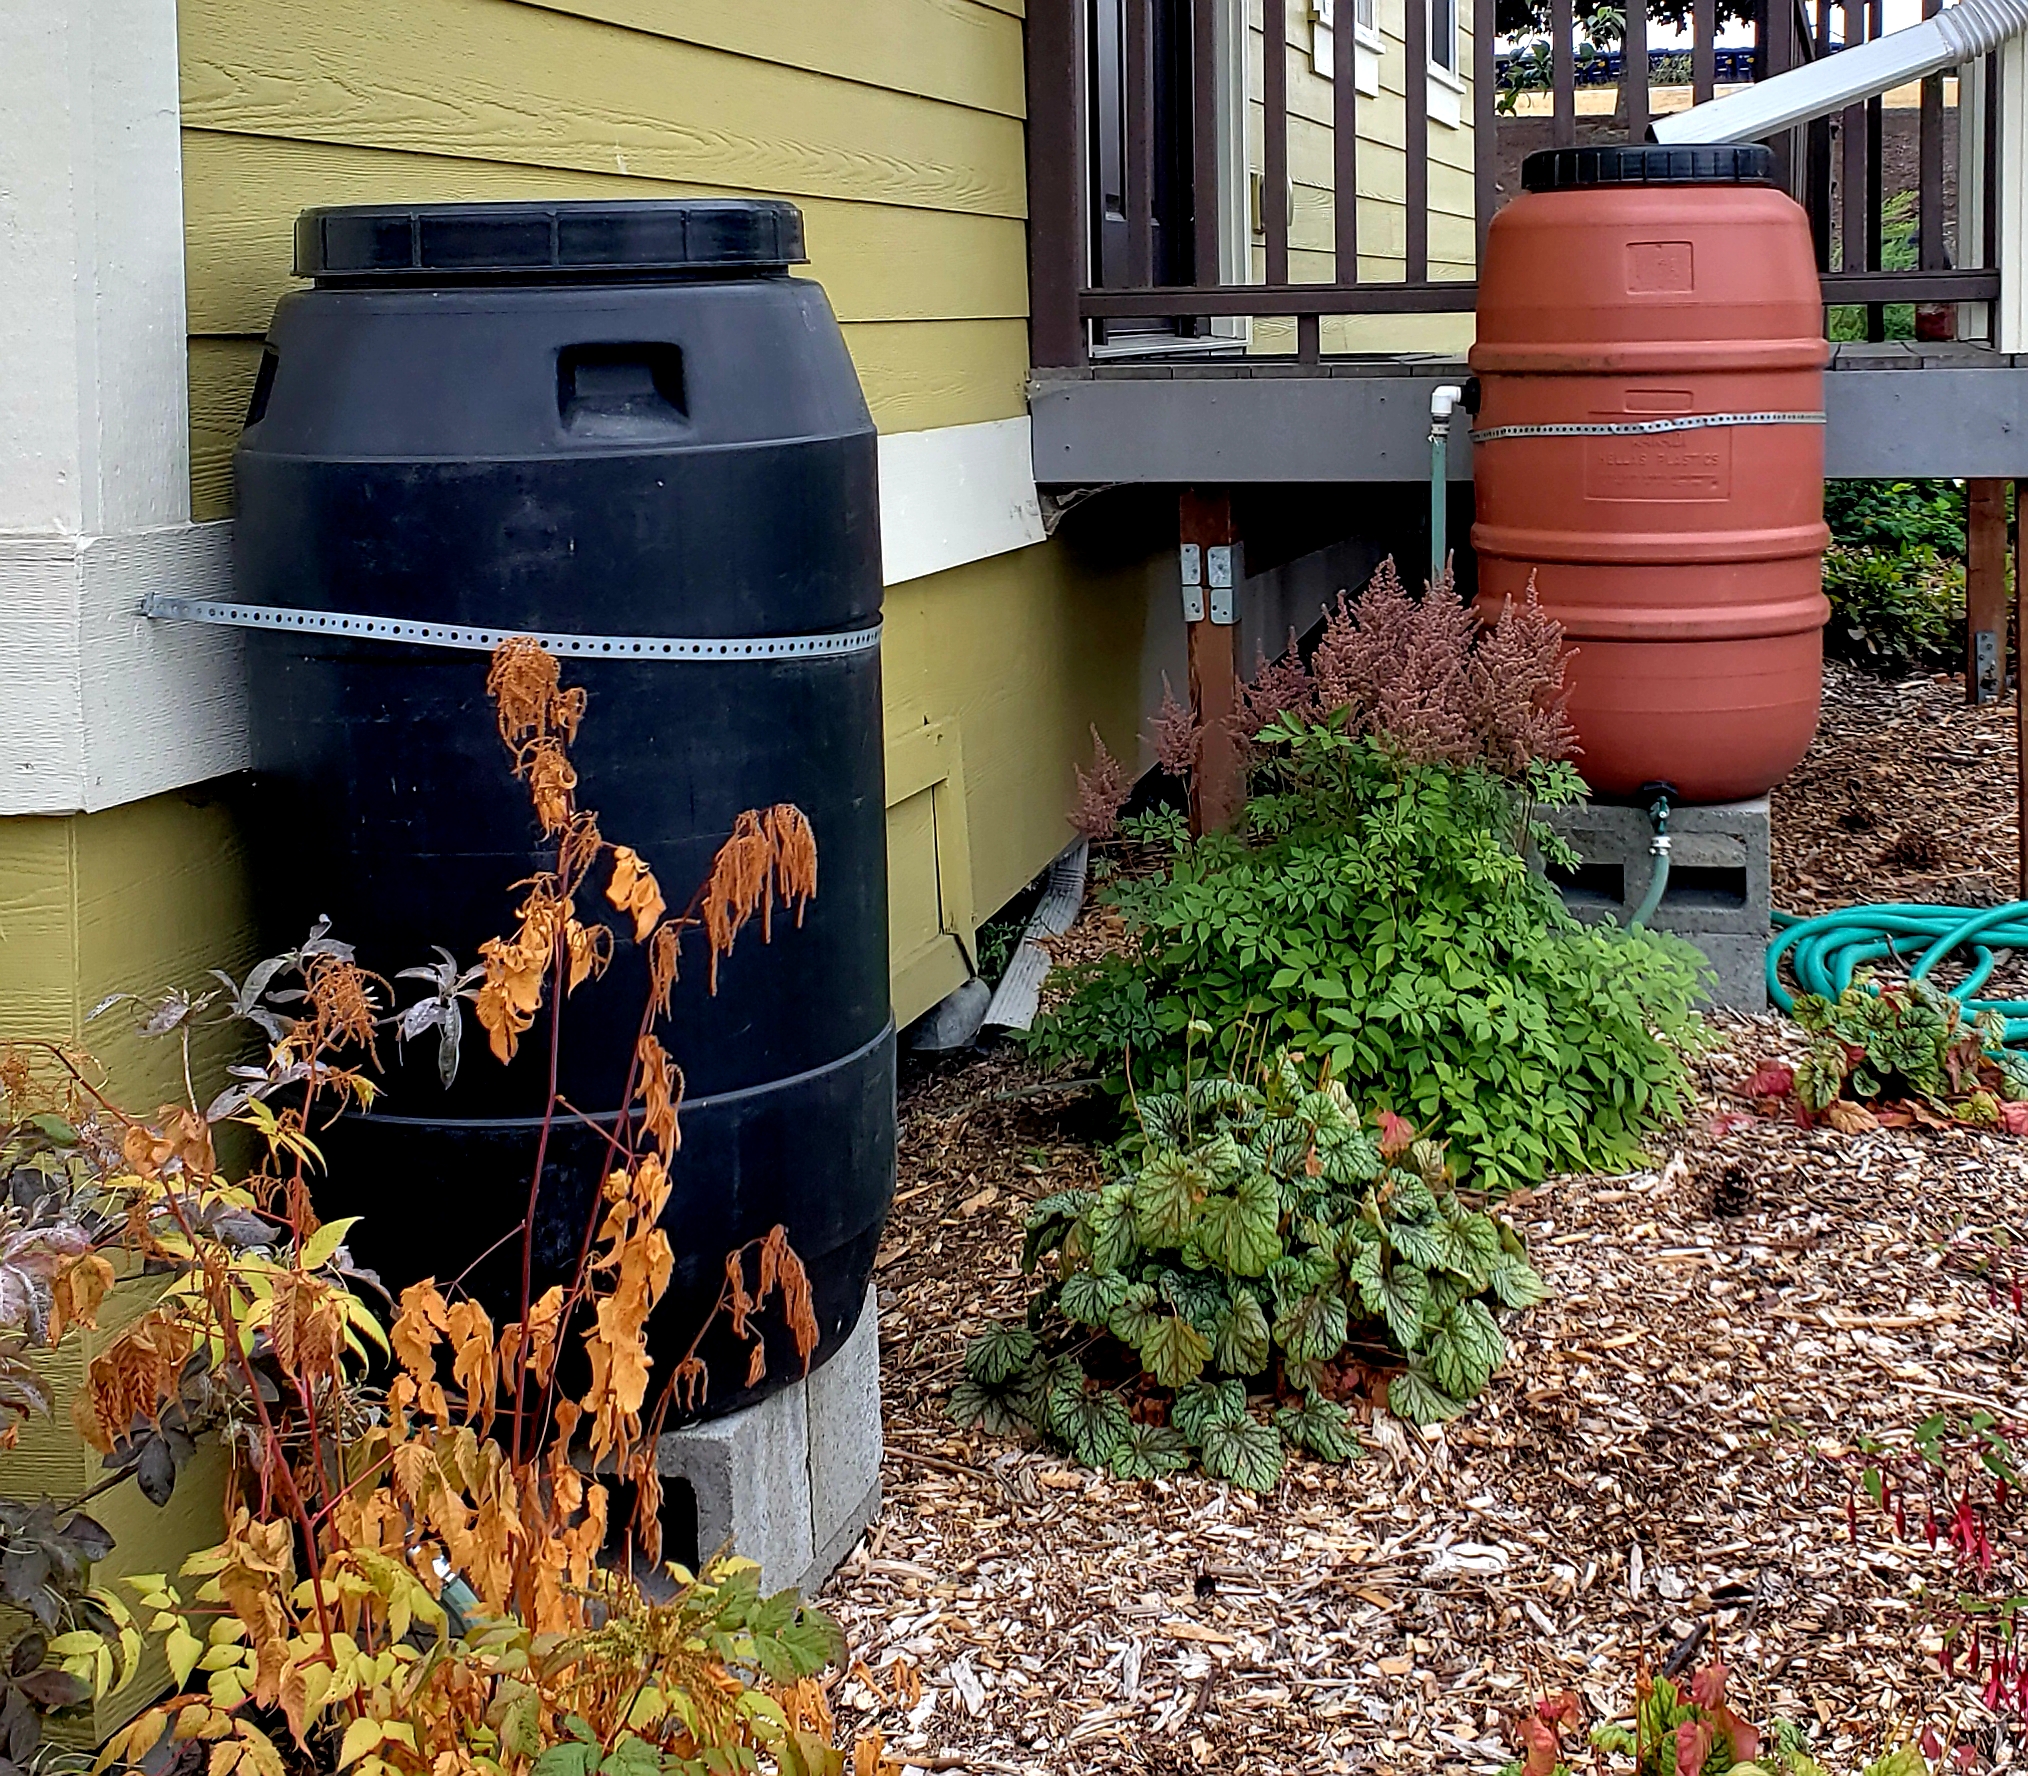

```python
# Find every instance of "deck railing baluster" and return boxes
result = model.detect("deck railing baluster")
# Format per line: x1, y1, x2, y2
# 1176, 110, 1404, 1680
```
1193, 0, 1221, 293
1840, 0, 1868, 292
1265, 0, 1290, 286
1624, 0, 1649, 145
1806, 0, 1834, 269
1865, 0, 1885, 339
1027, 0, 1086, 366
1984, 53, 2001, 272
1126, 0, 1156, 287
1406, 0, 1429, 279
1919, 0, 1945, 277
1474, 0, 1494, 259
1552, 0, 1576, 145
1335, 0, 1359, 280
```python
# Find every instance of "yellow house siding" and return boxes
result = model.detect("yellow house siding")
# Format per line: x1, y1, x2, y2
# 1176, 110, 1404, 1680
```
179, 0, 1025, 216
176, 0, 1156, 1032
885, 545, 1147, 933
0, 790, 256, 1108
508, 0, 1028, 116
1246, 0, 1479, 353
178, 0, 1032, 519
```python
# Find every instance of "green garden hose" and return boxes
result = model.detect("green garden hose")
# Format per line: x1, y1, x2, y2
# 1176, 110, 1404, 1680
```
1628, 795, 1672, 930
1766, 901, 2028, 1046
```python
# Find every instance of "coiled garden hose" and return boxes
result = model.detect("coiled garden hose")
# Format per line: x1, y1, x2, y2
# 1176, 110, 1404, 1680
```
1766, 901, 2028, 1046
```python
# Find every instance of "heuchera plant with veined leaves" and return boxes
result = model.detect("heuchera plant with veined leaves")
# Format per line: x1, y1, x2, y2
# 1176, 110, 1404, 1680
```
951, 1049, 1548, 1487
1506, 1662, 1936, 1776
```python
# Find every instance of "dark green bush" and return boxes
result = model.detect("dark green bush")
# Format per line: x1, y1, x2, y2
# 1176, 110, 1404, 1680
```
1821, 541, 1964, 674
1819, 475, 1967, 674
1825, 478, 1966, 558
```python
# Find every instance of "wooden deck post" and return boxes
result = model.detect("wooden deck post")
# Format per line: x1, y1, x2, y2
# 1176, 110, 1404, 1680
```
1969, 478, 2010, 705
1181, 489, 1243, 835
1025, 0, 1086, 368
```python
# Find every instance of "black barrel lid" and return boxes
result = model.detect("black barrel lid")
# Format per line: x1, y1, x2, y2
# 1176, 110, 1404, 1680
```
1521, 143, 1776, 192
294, 199, 808, 282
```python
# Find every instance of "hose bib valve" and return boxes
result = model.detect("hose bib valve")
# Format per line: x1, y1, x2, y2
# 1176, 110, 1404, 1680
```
1630, 784, 1677, 930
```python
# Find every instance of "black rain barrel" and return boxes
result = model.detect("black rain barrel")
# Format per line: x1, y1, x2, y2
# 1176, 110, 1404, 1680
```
233, 199, 893, 1420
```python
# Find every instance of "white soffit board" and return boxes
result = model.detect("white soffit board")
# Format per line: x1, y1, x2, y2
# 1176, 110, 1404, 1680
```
877, 417, 1046, 588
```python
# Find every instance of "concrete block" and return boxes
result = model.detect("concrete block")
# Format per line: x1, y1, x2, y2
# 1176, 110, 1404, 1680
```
1538, 797, 1771, 1013
804, 1286, 883, 1588
654, 1376, 814, 1597
651, 1287, 883, 1596
1681, 932, 1771, 1014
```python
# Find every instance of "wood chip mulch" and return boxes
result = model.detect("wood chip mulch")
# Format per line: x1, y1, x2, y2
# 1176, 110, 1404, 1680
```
821, 668, 2028, 1776
1774, 661, 2020, 916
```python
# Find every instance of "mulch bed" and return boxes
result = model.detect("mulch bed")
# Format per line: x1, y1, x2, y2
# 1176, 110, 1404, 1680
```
1774, 662, 2021, 915
820, 666, 2028, 1776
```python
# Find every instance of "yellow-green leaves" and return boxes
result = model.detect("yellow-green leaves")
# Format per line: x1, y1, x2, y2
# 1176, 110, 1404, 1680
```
298, 1215, 361, 1272
1135, 1314, 1211, 1389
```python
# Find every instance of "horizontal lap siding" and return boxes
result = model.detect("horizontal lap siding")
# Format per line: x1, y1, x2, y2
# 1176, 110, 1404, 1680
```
180, 0, 1031, 518
883, 548, 1151, 930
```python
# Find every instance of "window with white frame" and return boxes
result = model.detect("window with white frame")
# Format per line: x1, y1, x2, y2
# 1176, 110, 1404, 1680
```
1429, 0, 1459, 72
1354, 0, 1376, 35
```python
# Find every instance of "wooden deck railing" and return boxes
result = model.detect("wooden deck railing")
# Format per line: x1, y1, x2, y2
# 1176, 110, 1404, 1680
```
1028, 0, 2005, 368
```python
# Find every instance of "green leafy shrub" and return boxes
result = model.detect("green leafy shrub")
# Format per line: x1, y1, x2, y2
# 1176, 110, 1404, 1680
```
1826, 478, 1966, 558
1032, 563, 1708, 1189
1821, 542, 1964, 674
1819, 476, 1970, 674
951, 1053, 1548, 1483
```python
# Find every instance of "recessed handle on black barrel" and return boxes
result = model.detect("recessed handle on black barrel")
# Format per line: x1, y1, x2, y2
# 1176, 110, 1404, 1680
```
557, 343, 687, 433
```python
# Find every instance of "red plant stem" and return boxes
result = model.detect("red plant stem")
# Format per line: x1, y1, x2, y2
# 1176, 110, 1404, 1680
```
159, 1181, 337, 1660
510, 938, 569, 1471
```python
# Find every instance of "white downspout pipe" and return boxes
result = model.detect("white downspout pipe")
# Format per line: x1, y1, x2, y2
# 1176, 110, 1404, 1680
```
1652, 0, 2028, 142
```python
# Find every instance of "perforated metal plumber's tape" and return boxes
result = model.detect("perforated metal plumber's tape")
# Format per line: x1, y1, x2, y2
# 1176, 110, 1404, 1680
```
1470, 410, 1827, 443
141, 595, 881, 660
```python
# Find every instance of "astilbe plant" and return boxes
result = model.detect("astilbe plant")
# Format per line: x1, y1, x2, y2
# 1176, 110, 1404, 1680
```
0, 639, 902, 1776
1039, 560, 1706, 1189
951, 1049, 1548, 1479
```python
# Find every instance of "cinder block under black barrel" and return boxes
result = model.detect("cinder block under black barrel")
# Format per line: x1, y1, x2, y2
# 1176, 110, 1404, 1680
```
232, 199, 894, 1420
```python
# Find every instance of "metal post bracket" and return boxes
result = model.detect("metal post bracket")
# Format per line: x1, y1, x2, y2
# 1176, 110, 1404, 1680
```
1179, 543, 1205, 622
1206, 544, 1236, 625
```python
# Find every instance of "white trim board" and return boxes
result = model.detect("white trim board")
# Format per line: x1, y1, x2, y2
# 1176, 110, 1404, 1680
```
0, 523, 247, 816
876, 417, 1045, 587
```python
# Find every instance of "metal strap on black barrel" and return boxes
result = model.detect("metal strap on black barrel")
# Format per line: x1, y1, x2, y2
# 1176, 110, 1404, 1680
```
1471, 410, 1826, 444
141, 594, 881, 660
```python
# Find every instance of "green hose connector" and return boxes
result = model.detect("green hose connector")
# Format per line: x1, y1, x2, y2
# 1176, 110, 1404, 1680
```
1766, 900, 2028, 1047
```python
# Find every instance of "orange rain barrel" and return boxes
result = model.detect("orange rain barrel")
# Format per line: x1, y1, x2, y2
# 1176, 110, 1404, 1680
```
1469, 143, 1830, 804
